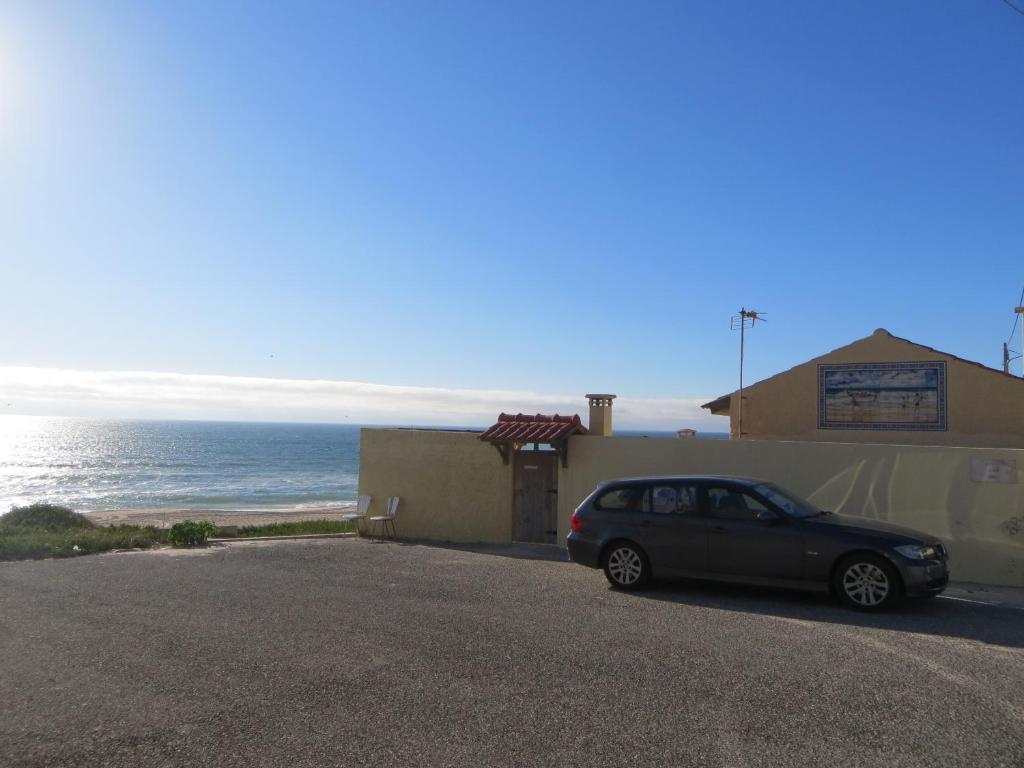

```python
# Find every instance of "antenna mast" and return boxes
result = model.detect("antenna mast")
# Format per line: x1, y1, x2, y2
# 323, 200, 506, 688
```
1012, 306, 1024, 376
730, 308, 766, 439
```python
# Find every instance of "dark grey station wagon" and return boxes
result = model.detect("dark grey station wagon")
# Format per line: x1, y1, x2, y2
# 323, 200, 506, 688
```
566, 475, 949, 611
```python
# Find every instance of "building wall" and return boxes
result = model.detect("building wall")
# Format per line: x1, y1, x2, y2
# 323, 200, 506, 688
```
357, 426, 1024, 586
722, 329, 1024, 447
558, 435, 1024, 586
358, 428, 513, 544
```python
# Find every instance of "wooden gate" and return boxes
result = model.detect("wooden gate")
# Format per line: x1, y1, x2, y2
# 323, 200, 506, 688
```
513, 451, 558, 544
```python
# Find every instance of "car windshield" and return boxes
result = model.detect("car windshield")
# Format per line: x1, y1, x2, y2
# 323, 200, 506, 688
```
752, 483, 821, 518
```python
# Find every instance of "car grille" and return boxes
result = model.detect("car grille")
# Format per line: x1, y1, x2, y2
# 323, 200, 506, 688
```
926, 574, 949, 590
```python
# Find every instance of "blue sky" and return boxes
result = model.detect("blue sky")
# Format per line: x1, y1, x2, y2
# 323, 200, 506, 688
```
1, 2, 1022, 427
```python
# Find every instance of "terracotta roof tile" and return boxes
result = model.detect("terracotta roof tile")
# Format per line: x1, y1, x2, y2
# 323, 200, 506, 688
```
480, 413, 588, 444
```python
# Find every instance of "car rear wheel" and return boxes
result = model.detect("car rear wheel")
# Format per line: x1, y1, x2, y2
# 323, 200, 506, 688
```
603, 542, 650, 590
834, 553, 902, 611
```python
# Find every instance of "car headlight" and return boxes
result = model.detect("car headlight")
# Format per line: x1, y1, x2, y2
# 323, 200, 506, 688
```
894, 544, 938, 560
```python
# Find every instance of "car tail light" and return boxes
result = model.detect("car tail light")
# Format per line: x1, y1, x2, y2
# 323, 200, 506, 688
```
570, 509, 584, 533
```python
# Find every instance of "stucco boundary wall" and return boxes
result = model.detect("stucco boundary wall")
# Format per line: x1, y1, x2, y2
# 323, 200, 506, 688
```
558, 436, 1024, 587
358, 428, 513, 544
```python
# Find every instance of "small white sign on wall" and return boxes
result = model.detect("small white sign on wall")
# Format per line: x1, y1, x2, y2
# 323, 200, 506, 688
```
969, 458, 1018, 484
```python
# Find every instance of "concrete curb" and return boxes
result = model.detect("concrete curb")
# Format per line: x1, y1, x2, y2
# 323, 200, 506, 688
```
209, 532, 359, 544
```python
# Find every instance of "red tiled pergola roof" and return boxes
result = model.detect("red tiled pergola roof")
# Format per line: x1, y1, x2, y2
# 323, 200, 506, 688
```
480, 413, 588, 444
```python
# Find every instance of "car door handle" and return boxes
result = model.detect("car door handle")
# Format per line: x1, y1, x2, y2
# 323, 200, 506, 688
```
710, 526, 729, 534
638, 520, 654, 528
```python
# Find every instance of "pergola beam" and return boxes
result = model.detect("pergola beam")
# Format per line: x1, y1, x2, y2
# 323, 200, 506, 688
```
486, 438, 571, 468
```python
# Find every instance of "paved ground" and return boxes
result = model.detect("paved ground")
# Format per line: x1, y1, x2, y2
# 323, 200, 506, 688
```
1, 539, 1022, 767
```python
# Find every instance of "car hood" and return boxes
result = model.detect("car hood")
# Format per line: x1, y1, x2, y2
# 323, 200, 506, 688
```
805, 513, 932, 542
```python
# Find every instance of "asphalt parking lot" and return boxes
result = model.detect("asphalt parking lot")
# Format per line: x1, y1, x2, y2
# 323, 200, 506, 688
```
2, 538, 1022, 767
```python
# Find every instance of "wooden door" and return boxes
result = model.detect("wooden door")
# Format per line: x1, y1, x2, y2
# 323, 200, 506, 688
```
513, 451, 558, 544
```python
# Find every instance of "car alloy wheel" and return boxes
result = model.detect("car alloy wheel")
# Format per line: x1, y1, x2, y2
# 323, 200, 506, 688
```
841, 562, 890, 608
605, 544, 647, 589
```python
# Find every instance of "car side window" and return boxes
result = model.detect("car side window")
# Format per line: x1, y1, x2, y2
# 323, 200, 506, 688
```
677, 485, 698, 514
596, 487, 639, 511
650, 485, 698, 515
706, 486, 769, 521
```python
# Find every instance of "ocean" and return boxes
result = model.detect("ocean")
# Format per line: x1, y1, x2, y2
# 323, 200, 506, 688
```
0, 417, 727, 514
0, 418, 361, 513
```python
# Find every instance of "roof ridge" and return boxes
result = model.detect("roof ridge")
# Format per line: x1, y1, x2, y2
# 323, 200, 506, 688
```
497, 413, 579, 424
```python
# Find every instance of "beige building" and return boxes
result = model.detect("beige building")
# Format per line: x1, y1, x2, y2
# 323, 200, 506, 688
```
703, 329, 1024, 448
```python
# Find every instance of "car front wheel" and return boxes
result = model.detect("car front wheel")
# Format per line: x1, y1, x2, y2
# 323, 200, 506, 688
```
603, 542, 650, 590
834, 553, 902, 611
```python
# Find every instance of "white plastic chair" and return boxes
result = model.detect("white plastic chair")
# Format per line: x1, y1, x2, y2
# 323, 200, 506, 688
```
369, 496, 399, 540
341, 495, 372, 536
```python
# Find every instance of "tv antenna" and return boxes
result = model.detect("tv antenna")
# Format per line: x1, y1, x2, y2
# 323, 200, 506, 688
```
730, 308, 766, 438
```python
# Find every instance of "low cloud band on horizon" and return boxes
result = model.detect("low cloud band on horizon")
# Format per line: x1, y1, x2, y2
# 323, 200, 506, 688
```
0, 366, 723, 430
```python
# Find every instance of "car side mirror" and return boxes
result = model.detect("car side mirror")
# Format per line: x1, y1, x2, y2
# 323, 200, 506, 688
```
756, 509, 780, 523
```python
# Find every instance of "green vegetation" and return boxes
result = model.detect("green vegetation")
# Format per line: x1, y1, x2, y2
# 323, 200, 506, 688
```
0, 502, 356, 561
167, 519, 219, 547
234, 519, 355, 538
0, 503, 167, 561
1, 503, 96, 530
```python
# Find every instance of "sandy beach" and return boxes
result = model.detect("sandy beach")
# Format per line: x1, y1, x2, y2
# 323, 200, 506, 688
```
87, 505, 358, 529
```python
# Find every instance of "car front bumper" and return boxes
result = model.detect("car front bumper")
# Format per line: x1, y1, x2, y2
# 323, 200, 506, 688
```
896, 557, 950, 598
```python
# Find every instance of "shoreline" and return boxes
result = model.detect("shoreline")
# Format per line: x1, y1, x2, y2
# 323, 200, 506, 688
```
86, 505, 357, 529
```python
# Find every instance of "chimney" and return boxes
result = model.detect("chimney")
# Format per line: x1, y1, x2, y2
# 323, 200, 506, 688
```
585, 394, 616, 437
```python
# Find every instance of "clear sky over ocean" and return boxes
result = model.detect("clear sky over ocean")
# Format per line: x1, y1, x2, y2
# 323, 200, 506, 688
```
1, 2, 1022, 428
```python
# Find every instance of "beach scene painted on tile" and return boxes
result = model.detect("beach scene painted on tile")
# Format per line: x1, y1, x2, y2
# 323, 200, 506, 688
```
819, 362, 946, 430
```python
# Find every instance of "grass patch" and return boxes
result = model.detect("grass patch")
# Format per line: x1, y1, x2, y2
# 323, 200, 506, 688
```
0, 503, 96, 530
0, 503, 356, 560
0, 502, 181, 561
0, 522, 168, 561
234, 519, 355, 538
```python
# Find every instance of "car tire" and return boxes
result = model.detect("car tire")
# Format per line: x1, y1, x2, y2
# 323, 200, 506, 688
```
834, 553, 903, 611
602, 541, 650, 590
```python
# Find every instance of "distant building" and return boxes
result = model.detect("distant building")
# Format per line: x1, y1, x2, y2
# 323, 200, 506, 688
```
702, 328, 1024, 448
676, 428, 697, 438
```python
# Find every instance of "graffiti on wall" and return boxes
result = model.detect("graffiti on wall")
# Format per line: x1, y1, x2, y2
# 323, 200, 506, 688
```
818, 361, 947, 431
